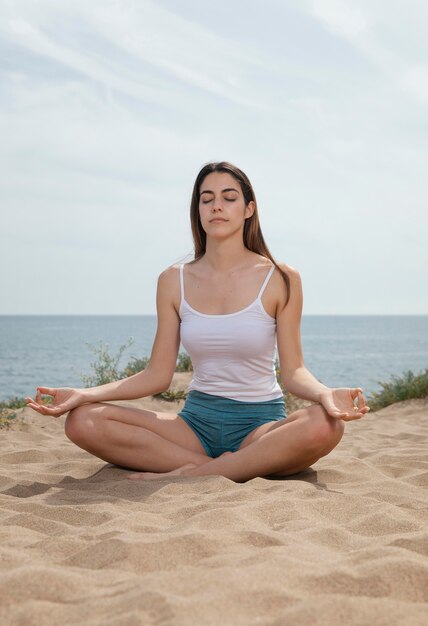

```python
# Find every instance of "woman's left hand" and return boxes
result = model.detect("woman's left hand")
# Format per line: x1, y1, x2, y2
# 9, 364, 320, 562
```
318, 387, 370, 421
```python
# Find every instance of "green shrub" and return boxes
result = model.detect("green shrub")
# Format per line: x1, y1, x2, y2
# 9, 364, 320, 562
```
275, 357, 428, 412
366, 368, 428, 411
121, 357, 150, 377
176, 352, 193, 372
78, 340, 193, 401
0, 397, 28, 409
153, 389, 188, 402
120, 351, 192, 378
0, 407, 18, 428
81, 338, 135, 387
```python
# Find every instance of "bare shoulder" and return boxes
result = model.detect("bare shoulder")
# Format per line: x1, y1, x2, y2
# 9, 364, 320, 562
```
157, 263, 182, 314
276, 262, 302, 287
277, 261, 300, 277
273, 262, 302, 313
158, 263, 177, 279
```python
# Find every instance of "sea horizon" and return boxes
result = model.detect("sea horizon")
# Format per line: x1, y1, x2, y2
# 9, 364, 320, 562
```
1, 314, 427, 402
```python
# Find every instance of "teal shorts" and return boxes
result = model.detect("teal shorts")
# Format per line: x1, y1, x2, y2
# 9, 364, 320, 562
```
177, 390, 287, 458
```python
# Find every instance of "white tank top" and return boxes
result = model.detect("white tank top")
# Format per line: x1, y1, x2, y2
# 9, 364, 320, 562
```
179, 263, 284, 402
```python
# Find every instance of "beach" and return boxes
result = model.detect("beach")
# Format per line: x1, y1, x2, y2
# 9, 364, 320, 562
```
0, 373, 427, 625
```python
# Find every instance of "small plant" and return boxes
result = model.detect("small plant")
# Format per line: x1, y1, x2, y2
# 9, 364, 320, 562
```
80, 342, 194, 387
81, 338, 135, 387
176, 352, 193, 372
275, 356, 428, 412
121, 356, 150, 377
0, 397, 28, 410
153, 389, 188, 402
366, 368, 428, 411
274, 357, 280, 382
0, 407, 18, 429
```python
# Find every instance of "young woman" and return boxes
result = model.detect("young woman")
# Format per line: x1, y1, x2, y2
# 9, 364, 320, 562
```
26, 161, 369, 483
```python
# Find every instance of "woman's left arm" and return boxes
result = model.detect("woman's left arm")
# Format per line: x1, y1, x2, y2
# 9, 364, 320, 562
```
276, 264, 370, 421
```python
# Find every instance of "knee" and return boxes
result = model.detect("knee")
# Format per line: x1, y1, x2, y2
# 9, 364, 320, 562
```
65, 404, 99, 446
306, 405, 345, 454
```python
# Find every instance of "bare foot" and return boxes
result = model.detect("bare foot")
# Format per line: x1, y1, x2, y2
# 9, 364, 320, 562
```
127, 463, 198, 481
127, 451, 234, 481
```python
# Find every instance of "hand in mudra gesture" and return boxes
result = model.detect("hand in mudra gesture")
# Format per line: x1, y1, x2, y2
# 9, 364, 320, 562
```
25, 387, 85, 418
318, 387, 370, 421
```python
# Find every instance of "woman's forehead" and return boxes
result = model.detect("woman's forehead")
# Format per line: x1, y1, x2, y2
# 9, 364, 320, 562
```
200, 171, 239, 192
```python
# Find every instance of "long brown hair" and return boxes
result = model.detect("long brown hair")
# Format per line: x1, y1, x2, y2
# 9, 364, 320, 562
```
188, 161, 290, 308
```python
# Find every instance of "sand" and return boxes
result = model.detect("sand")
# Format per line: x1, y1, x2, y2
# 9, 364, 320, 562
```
0, 376, 427, 625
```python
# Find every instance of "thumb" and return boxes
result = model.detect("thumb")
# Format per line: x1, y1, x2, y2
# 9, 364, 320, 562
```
321, 396, 346, 418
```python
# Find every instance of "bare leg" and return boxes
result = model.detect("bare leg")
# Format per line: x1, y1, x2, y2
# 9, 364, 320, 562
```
128, 404, 344, 482
128, 453, 234, 480
64, 402, 215, 472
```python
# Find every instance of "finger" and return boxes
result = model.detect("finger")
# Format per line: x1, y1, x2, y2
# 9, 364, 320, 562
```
326, 407, 347, 419
341, 404, 365, 419
342, 413, 362, 421
357, 390, 366, 408
357, 393, 371, 414
349, 407, 370, 419
36, 388, 52, 404
322, 400, 347, 419
319, 403, 342, 419
26, 402, 45, 414
37, 387, 56, 397
26, 401, 58, 416
338, 414, 352, 421
25, 398, 40, 408
350, 387, 362, 403
41, 406, 61, 417
39, 404, 62, 416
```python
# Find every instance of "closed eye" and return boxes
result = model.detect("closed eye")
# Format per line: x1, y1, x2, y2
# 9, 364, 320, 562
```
202, 198, 236, 204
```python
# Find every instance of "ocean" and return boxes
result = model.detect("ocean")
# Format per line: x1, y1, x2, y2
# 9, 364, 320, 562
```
0, 315, 427, 402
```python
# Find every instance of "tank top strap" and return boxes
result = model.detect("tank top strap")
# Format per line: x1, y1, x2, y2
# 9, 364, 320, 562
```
257, 264, 275, 299
179, 264, 185, 302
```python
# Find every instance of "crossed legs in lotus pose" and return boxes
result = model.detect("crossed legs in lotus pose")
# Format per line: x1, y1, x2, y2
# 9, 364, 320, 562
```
64, 401, 345, 483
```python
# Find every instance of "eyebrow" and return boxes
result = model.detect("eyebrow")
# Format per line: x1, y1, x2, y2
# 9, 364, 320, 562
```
200, 187, 239, 196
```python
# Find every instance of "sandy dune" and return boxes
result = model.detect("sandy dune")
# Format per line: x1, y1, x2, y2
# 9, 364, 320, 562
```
0, 382, 427, 625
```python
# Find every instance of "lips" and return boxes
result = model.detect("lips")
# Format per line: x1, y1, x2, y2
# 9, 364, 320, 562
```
210, 218, 227, 222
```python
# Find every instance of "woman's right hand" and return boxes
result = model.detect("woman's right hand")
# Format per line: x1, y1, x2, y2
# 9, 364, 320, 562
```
25, 387, 87, 417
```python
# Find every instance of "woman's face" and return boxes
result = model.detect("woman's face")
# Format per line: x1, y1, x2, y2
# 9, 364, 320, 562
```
198, 172, 254, 235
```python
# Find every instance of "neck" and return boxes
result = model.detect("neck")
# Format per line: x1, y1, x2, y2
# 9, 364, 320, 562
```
202, 237, 253, 274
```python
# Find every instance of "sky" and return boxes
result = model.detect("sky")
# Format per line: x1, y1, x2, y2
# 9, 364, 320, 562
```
0, 0, 427, 315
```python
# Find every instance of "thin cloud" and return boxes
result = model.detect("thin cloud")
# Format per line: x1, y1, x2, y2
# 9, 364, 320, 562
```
1, 1, 291, 114
296, 0, 428, 102
0, 0, 427, 314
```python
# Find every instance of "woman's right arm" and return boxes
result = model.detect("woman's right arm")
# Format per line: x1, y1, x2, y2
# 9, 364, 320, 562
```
83, 267, 181, 402
26, 267, 182, 415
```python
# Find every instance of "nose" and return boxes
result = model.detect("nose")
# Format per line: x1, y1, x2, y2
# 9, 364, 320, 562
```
212, 197, 223, 211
